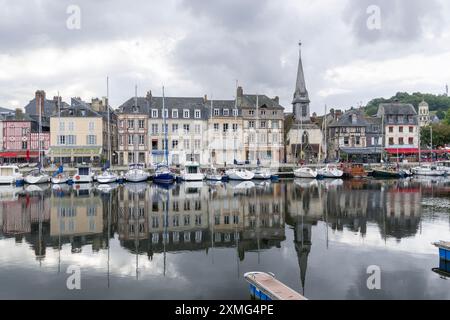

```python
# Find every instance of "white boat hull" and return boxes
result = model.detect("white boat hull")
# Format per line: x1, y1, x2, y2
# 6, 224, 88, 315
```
412, 166, 446, 176
51, 175, 69, 184
294, 168, 317, 179
97, 171, 118, 184
252, 169, 272, 180
24, 174, 50, 184
181, 173, 205, 181
318, 169, 344, 178
226, 169, 255, 181
206, 174, 223, 181
125, 169, 149, 182
72, 175, 94, 183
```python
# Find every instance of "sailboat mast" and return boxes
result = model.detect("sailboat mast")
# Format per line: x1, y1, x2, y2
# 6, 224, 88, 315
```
162, 86, 168, 166
233, 80, 238, 164
256, 94, 259, 165
58, 91, 62, 165
38, 97, 42, 167
107, 77, 111, 165
134, 85, 138, 164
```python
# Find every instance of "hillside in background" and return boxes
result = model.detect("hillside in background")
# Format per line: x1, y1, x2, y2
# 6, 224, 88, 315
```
365, 92, 450, 119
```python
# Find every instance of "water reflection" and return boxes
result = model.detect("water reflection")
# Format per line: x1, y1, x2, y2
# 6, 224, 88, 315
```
0, 177, 449, 299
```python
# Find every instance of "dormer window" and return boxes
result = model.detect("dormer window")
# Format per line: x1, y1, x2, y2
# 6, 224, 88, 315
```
233, 109, 239, 117
133, 106, 140, 113
151, 109, 158, 118
183, 109, 190, 118
194, 109, 201, 119
172, 109, 178, 118
223, 109, 229, 116
213, 109, 220, 116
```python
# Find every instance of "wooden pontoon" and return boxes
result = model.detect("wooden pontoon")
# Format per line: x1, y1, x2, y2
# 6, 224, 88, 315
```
244, 272, 307, 301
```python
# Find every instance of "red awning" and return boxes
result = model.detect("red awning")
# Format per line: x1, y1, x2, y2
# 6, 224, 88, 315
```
385, 148, 419, 155
0, 151, 39, 158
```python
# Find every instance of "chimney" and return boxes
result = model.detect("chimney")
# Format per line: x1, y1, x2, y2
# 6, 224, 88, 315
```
237, 86, 243, 106
274, 96, 279, 104
146, 90, 152, 102
35, 90, 46, 116
203, 94, 208, 103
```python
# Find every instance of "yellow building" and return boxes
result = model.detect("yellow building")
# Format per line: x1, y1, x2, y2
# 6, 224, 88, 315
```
49, 106, 113, 165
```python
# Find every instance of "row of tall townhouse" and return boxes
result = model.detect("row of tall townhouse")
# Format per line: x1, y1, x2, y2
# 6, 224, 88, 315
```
116, 86, 284, 167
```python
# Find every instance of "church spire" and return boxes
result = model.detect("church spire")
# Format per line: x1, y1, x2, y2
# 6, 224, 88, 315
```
292, 41, 310, 122
293, 42, 309, 101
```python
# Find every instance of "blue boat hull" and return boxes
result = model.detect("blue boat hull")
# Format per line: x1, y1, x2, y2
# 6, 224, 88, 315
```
249, 284, 272, 301
153, 173, 175, 185
439, 248, 450, 261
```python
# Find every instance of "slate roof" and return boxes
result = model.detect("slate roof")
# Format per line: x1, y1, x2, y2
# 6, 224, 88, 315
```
329, 109, 369, 127
59, 106, 102, 118
24, 98, 70, 117
241, 94, 284, 110
0, 107, 14, 114
206, 99, 241, 117
377, 103, 417, 116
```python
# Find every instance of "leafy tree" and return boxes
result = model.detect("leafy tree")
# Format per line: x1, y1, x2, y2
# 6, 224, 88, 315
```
420, 124, 450, 148
365, 92, 450, 116
445, 109, 450, 126
436, 110, 446, 120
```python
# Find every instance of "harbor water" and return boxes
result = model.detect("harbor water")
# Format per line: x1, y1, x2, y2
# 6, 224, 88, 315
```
0, 177, 449, 299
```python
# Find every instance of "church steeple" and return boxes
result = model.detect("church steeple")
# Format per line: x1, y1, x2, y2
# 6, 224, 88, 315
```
292, 42, 311, 123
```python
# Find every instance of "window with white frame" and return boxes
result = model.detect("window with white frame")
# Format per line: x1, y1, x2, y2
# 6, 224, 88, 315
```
151, 109, 158, 118
68, 122, 74, 131
58, 135, 66, 145
213, 109, 220, 116
138, 119, 145, 129
183, 124, 190, 134
127, 120, 134, 129
233, 109, 238, 117
249, 121, 255, 129
232, 124, 238, 131
151, 124, 158, 135
213, 123, 219, 131
89, 122, 95, 131
194, 109, 201, 119
183, 139, 190, 150
172, 124, 178, 134
164, 109, 168, 119
194, 124, 201, 134
119, 135, 124, 145
223, 109, 229, 116
128, 135, 134, 145
183, 109, 190, 118
139, 135, 145, 145
194, 139, 201, 150
87, 135, 97, 145
172, 109, 178, 118
59, 122, 65, 131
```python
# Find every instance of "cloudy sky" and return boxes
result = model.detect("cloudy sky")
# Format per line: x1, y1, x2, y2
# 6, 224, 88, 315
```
0, 0, 449, 114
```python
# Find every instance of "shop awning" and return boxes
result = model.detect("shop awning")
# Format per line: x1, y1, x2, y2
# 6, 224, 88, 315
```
0, 151, 39, 158
48, 147, 102, 156
385, 148, 419, 155
340, 147, 383, 155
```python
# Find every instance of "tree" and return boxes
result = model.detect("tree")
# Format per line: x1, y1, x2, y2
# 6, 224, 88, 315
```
420, 124, 450, 148
436, 110, 446, 120
445, 109, 450, 126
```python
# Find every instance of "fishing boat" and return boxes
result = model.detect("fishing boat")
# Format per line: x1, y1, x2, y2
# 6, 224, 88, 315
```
226, 167, 255, 181
97, 169, 118, 184
252, 167, 272, 180
205, 166, 223, 181
244, 272, 307, 301
342, 163, 368, 179
317, 164, 343, 178
433, 241, 450, 261
72, 166, 94, 183
0, 165, 23, 185
124, 163, 149, 183
25, 168, 50, 184
294, 167, 317, 179
411, 164, 446, 176
181, 161, 204, 181
372, 166, 407, 179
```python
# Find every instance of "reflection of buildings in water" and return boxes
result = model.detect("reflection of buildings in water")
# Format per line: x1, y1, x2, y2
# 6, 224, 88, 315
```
50, 188, 104, 253
115, 182, 286, 261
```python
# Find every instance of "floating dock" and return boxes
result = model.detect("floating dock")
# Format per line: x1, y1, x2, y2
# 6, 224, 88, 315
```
244, 272, 307, 301
433, 241, 450, 261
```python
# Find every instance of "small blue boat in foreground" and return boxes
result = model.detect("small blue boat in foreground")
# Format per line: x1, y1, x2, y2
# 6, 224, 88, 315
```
244, 272, 307, 301
434, 241, 450, 261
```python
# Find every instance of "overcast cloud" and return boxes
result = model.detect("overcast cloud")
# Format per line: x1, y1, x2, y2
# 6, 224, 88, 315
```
0, 0, 449, 114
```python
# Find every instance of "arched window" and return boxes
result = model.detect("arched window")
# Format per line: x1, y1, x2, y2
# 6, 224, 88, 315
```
302, 131, 309, 144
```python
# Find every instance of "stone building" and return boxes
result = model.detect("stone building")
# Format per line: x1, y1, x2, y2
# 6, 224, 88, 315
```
418, 100, 430, 127
286, 43, 323, 164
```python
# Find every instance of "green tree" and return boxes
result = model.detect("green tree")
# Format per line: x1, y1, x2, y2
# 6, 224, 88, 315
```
445, 109, 450, 126
420, 124, 450, 148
